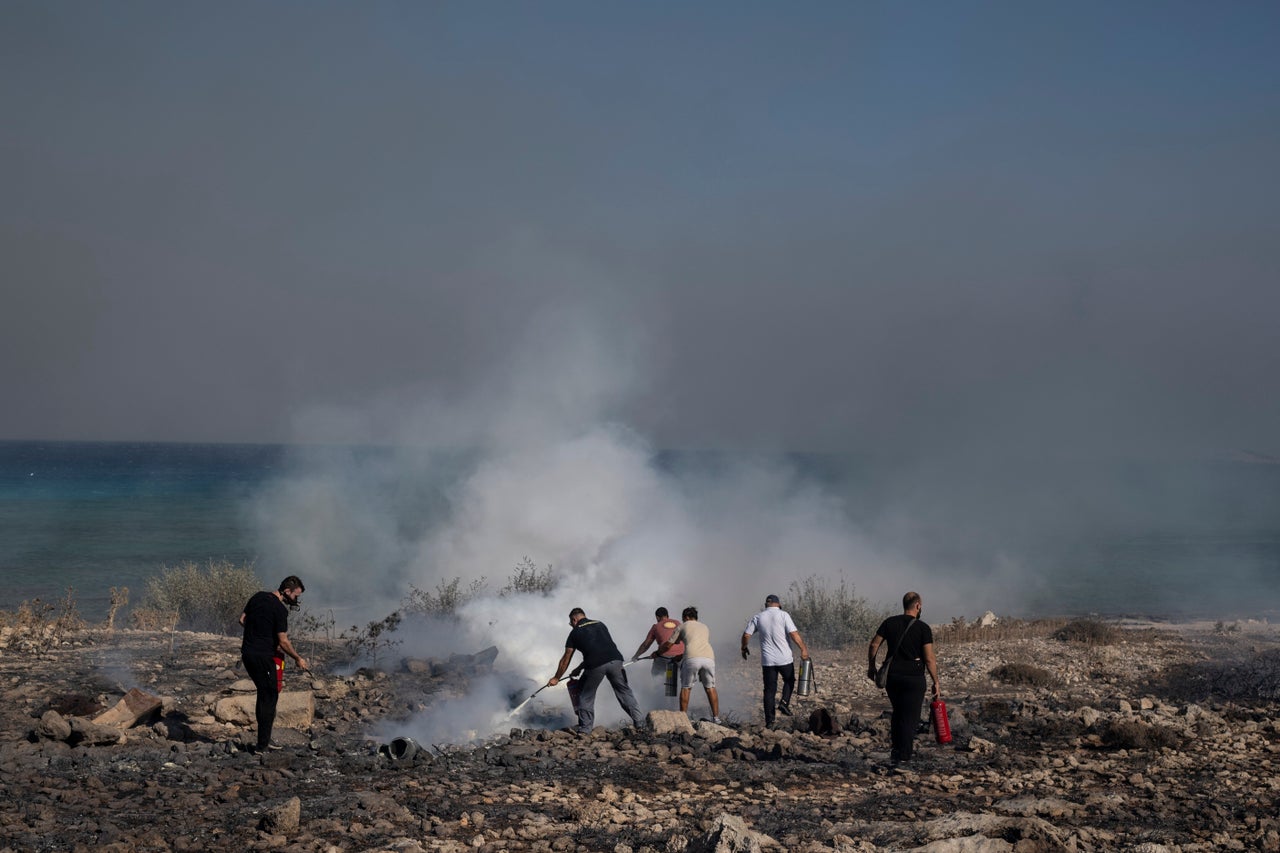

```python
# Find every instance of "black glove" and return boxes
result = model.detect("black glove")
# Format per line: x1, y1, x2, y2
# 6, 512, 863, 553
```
741, 647, 750, 660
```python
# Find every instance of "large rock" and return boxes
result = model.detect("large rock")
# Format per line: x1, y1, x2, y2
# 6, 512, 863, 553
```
693, 719, 735, 743
68, 716, 125, 746
34, 709, 73, 741
213, 691, 315, 728
94, 688, 163, 729
687, 813, 771, 853
647, 709, 695, 735
257, 796, 301, 834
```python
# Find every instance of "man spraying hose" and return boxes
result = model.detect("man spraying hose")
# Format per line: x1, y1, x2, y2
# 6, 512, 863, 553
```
547, 608, 645, 734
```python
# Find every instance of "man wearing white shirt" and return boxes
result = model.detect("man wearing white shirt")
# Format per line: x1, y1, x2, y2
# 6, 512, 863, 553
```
741, 594, 810, 726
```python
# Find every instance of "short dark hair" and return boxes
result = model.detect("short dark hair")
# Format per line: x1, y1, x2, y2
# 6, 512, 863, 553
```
682, 606, 698, 621
569, 607, 586, 621
655, 607, 668, 619
279, 576, 305, 594
903, 591, 921, 611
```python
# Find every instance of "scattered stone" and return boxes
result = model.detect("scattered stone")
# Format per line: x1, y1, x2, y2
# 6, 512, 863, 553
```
2, 619, 1277, 851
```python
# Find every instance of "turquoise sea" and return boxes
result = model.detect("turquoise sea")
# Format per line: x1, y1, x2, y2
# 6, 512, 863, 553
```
0, 441, 278, 619
2, 441, 1279, 622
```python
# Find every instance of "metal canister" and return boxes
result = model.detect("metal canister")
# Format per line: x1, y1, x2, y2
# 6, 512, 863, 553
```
796, 658, 814, 697
664, 658, 677, 697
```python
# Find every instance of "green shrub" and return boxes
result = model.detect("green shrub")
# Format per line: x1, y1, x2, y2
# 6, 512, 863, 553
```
340, 610, 403, 667
404, 576, 488, 616
501, 557, 556, 596
139, 560, 263, 635
405, 558, 558, 616
784, 575, 889, 649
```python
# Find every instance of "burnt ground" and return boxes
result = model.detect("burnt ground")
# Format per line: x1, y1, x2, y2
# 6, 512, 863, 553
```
2, 618, 1280, 852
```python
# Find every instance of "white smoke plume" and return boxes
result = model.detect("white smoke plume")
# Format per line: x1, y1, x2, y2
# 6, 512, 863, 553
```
252, 307, 917, 741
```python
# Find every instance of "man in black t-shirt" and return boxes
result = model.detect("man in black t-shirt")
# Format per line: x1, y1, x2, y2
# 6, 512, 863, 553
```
548, 608, 645, 733
867, 590, 941, 767
240, 575, 308, 752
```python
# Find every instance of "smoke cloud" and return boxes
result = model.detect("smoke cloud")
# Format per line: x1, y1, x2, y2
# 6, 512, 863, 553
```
251, 308, 915, 740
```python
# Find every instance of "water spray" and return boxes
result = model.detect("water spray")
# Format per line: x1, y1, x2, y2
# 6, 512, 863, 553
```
506, 683, 557, 719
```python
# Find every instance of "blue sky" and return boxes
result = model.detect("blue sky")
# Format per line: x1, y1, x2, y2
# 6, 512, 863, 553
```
3, 1, 1278, 457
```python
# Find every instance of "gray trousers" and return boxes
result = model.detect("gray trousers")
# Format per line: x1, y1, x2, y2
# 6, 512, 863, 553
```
575, 659, 645, 732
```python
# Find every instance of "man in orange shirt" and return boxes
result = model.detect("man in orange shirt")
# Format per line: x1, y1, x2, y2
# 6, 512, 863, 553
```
632, 607, 684, 681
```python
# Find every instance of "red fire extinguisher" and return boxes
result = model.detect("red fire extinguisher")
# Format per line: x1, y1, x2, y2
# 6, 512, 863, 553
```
931, 699, 952, 744
273, 655, 285, 692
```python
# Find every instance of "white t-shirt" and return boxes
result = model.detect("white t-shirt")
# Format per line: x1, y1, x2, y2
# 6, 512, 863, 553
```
743, 607, 798, 666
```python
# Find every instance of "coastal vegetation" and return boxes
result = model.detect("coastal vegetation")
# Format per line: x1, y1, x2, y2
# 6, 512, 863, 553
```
1054, 618, 1120, 645
990, 661, 1056, 687
134, 559, 261, 635
0, 587, 84, 654
403, 556, 556, 616
783, 574, 888, 648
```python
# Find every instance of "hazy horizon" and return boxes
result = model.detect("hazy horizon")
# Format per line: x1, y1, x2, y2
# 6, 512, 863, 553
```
5, 4, 1279, 649
4, 2, 1280, 463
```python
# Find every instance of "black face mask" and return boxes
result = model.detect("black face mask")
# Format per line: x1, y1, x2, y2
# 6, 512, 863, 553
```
282, 590, 301, 610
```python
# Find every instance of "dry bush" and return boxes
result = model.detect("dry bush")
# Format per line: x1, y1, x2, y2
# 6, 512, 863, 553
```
990, 662, 1056, 687
104, 587, 128, 632
1206, 650, 1280, 700
1101, 718, 1181, 750
1055, 619, 1120, 645
935, 618, 1071, 645
0, 589, 85, 654
129, 608, 180, 632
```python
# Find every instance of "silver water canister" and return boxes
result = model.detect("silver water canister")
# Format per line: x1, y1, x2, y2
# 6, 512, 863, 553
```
796, 658, 814, 697
664, 658, 677, 696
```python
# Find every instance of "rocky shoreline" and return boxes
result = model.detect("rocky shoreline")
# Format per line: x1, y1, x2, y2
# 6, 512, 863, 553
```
2, 617, 1279, 852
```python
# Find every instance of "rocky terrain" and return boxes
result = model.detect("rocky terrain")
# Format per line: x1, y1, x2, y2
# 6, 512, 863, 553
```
2, 616, 1280, 852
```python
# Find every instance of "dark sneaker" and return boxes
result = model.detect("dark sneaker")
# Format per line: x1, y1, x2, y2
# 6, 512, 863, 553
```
262, 742, 284, 752
777, 702, 792, 716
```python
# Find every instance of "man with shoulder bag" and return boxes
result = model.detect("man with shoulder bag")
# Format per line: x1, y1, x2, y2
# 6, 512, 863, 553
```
867, 591, 940, 768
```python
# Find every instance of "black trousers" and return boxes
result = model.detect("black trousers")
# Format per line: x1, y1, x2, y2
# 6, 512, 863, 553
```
761, 663, 795, 724
242, 653, 279, 749
886, 670, 927, 762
